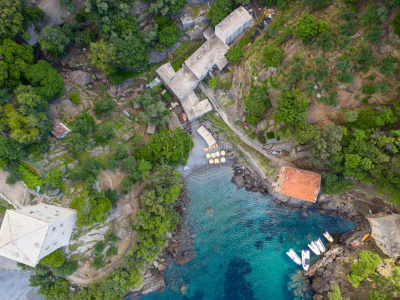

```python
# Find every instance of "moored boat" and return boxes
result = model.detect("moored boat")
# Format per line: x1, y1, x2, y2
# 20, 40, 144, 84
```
315, 238, 326, 253
286, 248, 301, 265
323, 231, 334, 242
361, 233, 370, 241
308, 241, 321, 255
302, 250, 310, 271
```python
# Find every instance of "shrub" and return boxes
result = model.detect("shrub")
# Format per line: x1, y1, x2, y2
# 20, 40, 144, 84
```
335, 59, 351, 71
262, 43, 284, 68
115, 146, 129, 159
302, 0, 330, 10
316, 31, 333, 51
380, 57, 395, 76
94, 241, 105, 256
70, 93, 79, 104
40, 249, 66, 267
120, 176, 133, 194
348, 251, 382, 288
107, 158, 120, 170
92, 257, 105, 270
159, 25, 180, 48
18, 165, 44, 189
362, 98, 369, 104
322, 173, 353, 194
163, 91, 172, 102
393, 12, 400, 38
273, 89, 310, 125
257, 131, 266, 144
294, 14, 328, 41
219, 79, 232, 90
294, 121, 315, 144
365, 25, 383, 45
45, 169, 63, 188
336, 72, 354, 84
209, 77, 218, 88
342, 10, 355, 20
95, 95, 116, 115
100, 126, 115, 141
266, 131, 275, 139
337, 34, 350, 50
363, 85, 375, 94
345, 111, 358, 123
106, 246, 118, 257
226, 46, 243, 64
243, 86, 271, 125
356, 47, 376, 72
340, 20, 355, 36
39, 26, 71, 57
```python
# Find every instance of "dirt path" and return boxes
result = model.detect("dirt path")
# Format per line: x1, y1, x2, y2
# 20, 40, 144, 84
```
199, 82, 293, 169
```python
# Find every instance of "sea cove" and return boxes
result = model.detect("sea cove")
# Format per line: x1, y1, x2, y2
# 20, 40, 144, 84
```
144, 167, 354, 300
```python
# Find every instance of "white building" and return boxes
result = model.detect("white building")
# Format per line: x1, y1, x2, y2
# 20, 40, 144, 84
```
156, 6, 253, 122
0, 203, 76, 267
215, 6, 253, 45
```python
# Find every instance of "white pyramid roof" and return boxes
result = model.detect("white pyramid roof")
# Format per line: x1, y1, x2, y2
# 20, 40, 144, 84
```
0, 204, 76, 267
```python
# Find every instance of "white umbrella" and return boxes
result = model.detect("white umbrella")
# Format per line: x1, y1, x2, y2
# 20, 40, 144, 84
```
209, 159, 214, 164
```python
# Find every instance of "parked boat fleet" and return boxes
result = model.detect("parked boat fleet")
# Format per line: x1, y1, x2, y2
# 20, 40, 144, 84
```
286, 231, 333, 271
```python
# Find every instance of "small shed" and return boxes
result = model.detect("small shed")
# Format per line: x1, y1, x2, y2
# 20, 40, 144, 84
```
197, 125, 216, 147
51, 122, 71, 139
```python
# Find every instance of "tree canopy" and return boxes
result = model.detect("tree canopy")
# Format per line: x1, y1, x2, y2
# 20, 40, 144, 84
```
273, 89, 310, 125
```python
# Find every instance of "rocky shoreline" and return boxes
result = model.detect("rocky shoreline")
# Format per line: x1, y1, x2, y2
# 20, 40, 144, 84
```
127, 180, 195, 298
230, 160, 371, 300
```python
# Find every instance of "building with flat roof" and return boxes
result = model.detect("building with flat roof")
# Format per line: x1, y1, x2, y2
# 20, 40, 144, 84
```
185, 35, 229, 80
367, 213, 400, 258
275, 166, 321, 203
0, 203, 76, 267
156, 6, 252, 121
215, 6, 253, 45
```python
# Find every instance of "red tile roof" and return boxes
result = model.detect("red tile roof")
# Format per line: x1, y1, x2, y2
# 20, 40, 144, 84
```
275, 166, 321, 203
51, 122, 71, 139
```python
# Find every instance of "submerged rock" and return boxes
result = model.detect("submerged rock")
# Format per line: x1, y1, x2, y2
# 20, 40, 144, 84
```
254, 241, 264, 250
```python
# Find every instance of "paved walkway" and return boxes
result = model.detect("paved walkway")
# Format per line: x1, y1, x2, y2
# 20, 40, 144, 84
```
199, 82, 292, 168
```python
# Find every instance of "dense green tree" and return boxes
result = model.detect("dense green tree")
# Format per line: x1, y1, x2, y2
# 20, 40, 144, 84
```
159, 24, 180, 48
99, 126, 115, 141
365, 25, 383, 45
148, 0, 187, 16
312, 124, 343, 161
1, 103, 50, 144
335, 59, 351, 71
138, 159, 152, 179
67, 133, 89, 153
380, 56, 395, 76
293, 121, 315, 144
316, 31, 333, 51
207, 0, 234, 28
40, 249, 66, 268
0, 135, 22, 161
39, 25, 71, 57
115, 146, 130, 159
244, 85, 271, 125
0, 89, 11, 105
51, 261, 78, 277
137, 127, 194, 167
70, 191, 112, 227
348, 251, 382, 288
356, 47, 375, 73
321, 173, 353, 194
0, 39, 34, 89
24, 60, 65, 101
273, 89, 310, 125
336, 71, 354, 84
122, 156, 137, 172
0, 0, 23, 40
95, 95, 116, 115
89, 40, 117, 75
14, 85, 47, 115
135, 88, 171, 126
294, 14, 328, 41
328, 285, 350, 300
112, 35, 149, 69
226, 46, 243, 65
45, 169, 63, 188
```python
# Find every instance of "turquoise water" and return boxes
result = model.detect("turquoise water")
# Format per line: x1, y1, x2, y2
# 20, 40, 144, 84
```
144, 168, 354, 300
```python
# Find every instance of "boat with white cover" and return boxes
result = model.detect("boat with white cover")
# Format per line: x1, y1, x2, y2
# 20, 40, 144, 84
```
315, 238, 326, 253
323, 231, 334, 242
302, 250, 310, 271
308, 241, 321, 255
286, 248, 301, 265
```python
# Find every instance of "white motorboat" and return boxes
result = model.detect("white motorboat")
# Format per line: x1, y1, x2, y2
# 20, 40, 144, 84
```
323, 231, 334, 242
308, 241, 321, 255
302, 250, 310, 271
286, 248, 301, 265
315, 238, 326, 253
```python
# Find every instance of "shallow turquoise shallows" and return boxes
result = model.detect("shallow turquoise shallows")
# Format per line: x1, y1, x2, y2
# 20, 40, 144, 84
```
144, 167, 354, 300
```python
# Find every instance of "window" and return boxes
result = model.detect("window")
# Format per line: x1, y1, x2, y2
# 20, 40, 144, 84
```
53, 227, 56, 231
60, 223, 64, 227
45, 246, 49, 251
53, 242, 58, 246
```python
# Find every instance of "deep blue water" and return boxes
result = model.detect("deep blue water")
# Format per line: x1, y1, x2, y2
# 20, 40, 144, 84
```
143, 167, 354, 300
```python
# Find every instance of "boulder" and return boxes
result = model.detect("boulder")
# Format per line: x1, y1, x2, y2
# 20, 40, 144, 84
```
180, 284, 189, 295
231, 174, 245, 189
139, 273, 166, 294
70, 70, 93, 86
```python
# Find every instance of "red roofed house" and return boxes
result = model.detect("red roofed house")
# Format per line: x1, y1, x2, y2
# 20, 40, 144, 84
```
275, 166, 321, 203
51, 122, 71, 139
